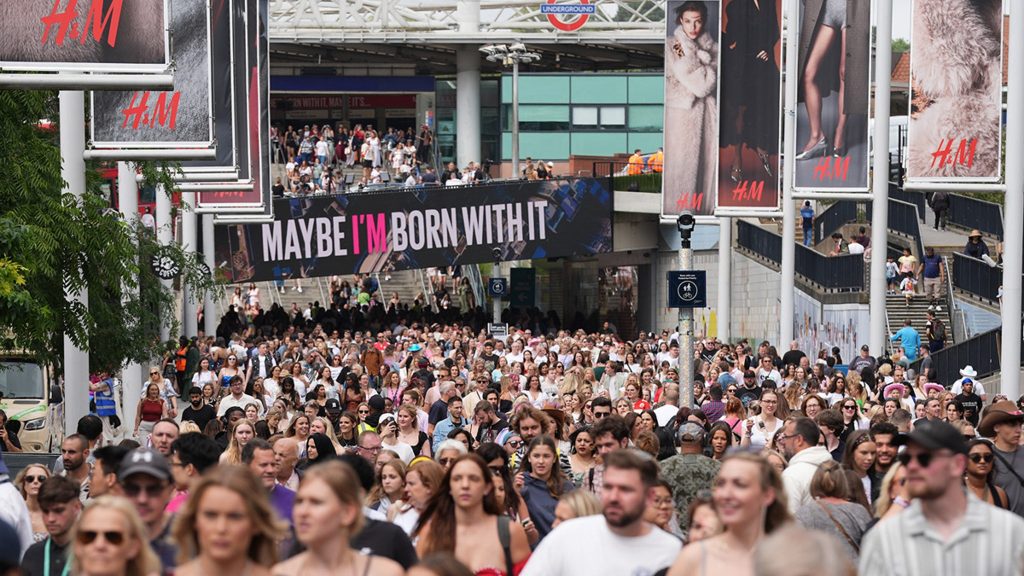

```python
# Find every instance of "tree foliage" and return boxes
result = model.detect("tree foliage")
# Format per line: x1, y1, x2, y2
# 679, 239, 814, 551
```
0, 89, 215, 372
892, 38, 910, 53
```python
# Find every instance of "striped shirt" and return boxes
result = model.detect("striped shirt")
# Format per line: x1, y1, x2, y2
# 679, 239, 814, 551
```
859, 493, 1024, 576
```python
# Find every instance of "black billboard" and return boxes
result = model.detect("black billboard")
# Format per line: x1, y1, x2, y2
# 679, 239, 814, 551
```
214, 178, 614, 283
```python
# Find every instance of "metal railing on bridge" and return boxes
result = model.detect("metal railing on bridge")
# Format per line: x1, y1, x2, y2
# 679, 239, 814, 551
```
813, 201, 861, 245
910, 326, 1002, 387
737, 220, 864, 291
593, 160, 662, 195
947, 194, 1004, 238
952, 252, 1004, 302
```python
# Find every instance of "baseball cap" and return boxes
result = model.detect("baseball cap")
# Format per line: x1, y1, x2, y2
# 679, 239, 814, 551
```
895, 419, 969, 455
743, 370, 756, 379
325, 398, 341, 411
119, 448, 172, 482
861, 345, 870, 352
678, 422, 706, 443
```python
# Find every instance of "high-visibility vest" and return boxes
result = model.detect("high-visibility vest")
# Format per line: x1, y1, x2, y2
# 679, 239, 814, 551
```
174, 346, 188, 372
649, 151, 664, 173
627, 153, 644, 176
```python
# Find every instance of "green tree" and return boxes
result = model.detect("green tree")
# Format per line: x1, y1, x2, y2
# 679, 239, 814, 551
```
0, 90, 214, 372
892, 38, 910, 53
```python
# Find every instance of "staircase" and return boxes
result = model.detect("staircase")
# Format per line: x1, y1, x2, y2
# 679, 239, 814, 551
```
885, 292, 954, 352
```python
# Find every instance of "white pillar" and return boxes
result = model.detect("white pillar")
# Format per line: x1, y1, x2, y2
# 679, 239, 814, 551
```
60, 90, 90, 434
779, 0, 799, 346
679, 243, 694, 407
456, 0, 480, 33
117, 162, 143, 433
717, 219, 732, 342
181, 191, 197, 338
456, 46, 482, 170
202, 214, 217, 338
1000, 0, 1024, 399
156, 184, 173, 342
869, 0, 893, 356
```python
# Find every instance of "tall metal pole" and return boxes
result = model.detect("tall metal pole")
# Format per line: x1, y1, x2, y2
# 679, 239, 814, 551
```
181, 191, 197, 338
117, 162, 142, 434
61, 89, 90, 434
779, 0, 799, 346
511, 59, 520, 179
717, 218, 732, 341
869, 0, 893, 356
1000, 0, 1024, 399
202, 214, 217, 337
679, 238, 694, 408
492, 261, 502, 324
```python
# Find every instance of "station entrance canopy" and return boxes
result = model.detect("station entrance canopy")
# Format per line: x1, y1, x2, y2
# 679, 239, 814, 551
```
269, 0, 664, 71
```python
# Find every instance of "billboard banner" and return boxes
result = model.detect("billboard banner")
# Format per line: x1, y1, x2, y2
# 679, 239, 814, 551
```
0, 0, 170, 73
793, 0, 871, 191
662, 0, 720, 217
213, 178, 614, 283
194, 0, 270, 213
907, 0, 1003, 182
90, 0, 213, 151
716, 0, 783, 211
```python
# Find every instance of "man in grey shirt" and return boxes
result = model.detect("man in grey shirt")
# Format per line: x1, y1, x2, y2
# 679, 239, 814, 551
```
980, 401, 1024, 517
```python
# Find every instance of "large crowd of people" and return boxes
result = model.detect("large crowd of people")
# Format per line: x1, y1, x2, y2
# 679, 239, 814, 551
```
2, 286, 1024, 575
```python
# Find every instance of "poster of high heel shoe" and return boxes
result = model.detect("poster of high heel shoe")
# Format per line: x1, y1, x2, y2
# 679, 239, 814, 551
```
793, 0, 871, 191
716, 0, 783, 211
906, 0, 1003, 182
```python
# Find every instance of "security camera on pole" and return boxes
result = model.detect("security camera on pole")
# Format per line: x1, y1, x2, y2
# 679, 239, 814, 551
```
668, 212, 702, 408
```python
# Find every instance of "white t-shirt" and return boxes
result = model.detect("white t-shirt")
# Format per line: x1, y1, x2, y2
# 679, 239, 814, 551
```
520, 516, 681, 576
0, 480, 33, 557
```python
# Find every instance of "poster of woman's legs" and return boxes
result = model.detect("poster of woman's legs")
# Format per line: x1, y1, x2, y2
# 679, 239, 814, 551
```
662, 0, 721, 216
717, 0, 783, 210
907, 0, 1003, 182
793, 0, 871, 191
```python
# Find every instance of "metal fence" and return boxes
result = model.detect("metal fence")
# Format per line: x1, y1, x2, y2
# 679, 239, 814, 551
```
593, 160, 662, 194
887, 198, 924, 257
889, 185, 927, 223
910, 326, 1002, 387
952, 252, 1003, 302
738, 221, 864, 291
813, 201, 860, 245
948, 194, 1004, 238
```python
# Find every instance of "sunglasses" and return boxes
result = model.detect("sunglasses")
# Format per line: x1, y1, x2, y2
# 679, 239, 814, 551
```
969, 453, 994, 464
897, 451, 945, 468
358, 409, 370, 414
150, 372, 159, 376
506, 440, 524, 448
24, 475, 46, 483
123, 483, 168, 498
843, 405, 857, 410
77, 530, 126, 546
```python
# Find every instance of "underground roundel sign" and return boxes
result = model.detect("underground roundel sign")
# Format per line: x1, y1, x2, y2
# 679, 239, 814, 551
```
541, 0, 596, 32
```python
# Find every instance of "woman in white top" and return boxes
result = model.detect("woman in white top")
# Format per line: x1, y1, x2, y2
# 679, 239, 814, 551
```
523, 374, 549, 408
191, 357, 215, 391
741, 390, 783, 450
378, 414, 416, 464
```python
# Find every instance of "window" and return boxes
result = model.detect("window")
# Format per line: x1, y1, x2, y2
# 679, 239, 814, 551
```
628, 105, 663, 131
601, 107, 626, 127
573, 106, 599, 127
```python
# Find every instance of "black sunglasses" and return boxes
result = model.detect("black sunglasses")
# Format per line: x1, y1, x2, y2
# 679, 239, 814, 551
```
969, 453, 994, 464
897, 451, 945, 468
77, 530, 125, 546
123, 483, 168, 498
24, 475, 46, 483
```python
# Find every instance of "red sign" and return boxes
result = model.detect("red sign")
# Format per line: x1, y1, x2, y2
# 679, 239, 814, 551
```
545, 0, 592, 32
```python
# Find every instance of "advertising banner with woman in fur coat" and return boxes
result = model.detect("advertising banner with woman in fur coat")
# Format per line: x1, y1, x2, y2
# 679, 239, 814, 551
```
663, 0, 720, 217
908, 0, 1004, 182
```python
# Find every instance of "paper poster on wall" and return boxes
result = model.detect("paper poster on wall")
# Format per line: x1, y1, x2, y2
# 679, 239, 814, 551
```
716, 0, 783, 211
662, 0, 720, 217
793, 0, 871, 191
0, 0, 170, 73
907, 0, 1003, 182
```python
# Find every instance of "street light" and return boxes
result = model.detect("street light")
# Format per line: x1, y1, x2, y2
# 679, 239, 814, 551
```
677, 211, 696, 408
481, 43, 541, 179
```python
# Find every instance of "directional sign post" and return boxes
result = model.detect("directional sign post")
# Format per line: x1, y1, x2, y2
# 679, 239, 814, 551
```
667, 270, 707, 308
488, 277, 508, 324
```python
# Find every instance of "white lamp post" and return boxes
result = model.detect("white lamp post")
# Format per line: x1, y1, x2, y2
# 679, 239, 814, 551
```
481, 43, 541, 178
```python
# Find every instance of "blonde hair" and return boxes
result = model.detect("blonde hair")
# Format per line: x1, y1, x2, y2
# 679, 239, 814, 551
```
178, 421, 201, 434
15, 464, 51, 498
874, 462, 905, 518
312, 416, 343, 452
558, 489, 603, 519
72, 496, 161, 576
301, 460, 368, 534
368, 458, 407, 508
173, 465, 286, 565
222, 420, 255, 465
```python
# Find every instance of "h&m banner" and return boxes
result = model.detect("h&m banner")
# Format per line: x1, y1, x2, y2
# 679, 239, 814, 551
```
662, 0, 720, 217
0, 0, 170, 73
907, 0, 1003, 182
793, 0, 871, 191
716, 0, 783, 211
214, 178, 614, 283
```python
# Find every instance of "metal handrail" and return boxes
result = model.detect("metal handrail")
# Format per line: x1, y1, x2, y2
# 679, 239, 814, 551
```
947, 194, 1004, 238
941, 255, 964, 344
952, 252, 1002, 302
909, 326, 1002, 386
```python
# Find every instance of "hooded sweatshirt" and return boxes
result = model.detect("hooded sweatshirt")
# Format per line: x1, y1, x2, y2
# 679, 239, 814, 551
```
782, 445, 833, 513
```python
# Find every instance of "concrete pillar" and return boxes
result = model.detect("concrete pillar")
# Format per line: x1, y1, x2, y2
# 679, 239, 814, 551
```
181, 191, 197, 338
456, 45, 482, 169
60, 89, 90, 434
779, 0, 799, 346
202, 214, 217, 338
718, 219, 732, 341
156, 184, 173, 343
869, 0, 893, 356
1001, 0, 1024, 398
456, 0, 480, 33
117, 162, 142, 433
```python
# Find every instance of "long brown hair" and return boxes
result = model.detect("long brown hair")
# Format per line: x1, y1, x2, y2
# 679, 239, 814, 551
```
415, 454, 503, 554
172, 465, 285, 565
720, 451, 792, 534
521, 435, 569, 498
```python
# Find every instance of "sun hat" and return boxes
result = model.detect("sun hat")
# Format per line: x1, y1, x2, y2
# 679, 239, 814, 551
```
978, 401, 1024, 437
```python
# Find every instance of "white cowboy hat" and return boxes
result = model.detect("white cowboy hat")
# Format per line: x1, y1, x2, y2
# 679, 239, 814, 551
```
960, 365, 979, 378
